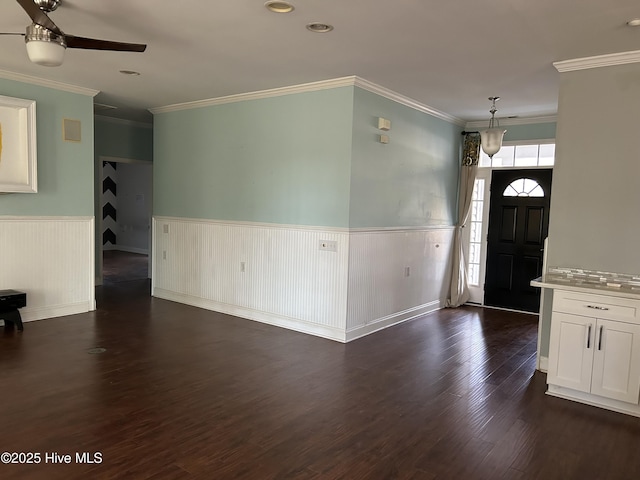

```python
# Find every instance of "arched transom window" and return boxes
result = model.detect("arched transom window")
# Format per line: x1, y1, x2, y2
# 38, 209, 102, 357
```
503, 178, 545, 197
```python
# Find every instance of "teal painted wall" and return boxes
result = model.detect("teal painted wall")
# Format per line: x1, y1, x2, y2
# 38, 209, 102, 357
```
154, 87, 354, 227
0, 79, 94, 216
95, 116, 153, 161
503, 122, 556, 142
350, 88, 461, 228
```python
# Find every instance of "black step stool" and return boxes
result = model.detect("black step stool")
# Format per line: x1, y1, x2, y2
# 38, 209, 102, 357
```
0, 290, 26, 331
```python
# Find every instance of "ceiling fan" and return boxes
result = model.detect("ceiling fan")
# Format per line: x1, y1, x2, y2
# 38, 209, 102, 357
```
11, 0, 146, 67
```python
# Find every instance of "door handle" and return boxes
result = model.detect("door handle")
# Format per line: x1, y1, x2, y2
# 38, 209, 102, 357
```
598, 325, 604, 351
587, 324, 592, 349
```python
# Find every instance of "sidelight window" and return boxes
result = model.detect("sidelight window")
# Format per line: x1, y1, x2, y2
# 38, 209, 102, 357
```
467, 179, 485, 286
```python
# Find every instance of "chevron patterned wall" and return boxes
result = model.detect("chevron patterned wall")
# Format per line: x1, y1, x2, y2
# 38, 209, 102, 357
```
102, 162, 117, 246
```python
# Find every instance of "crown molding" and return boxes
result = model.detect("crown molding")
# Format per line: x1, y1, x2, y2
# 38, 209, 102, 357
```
352, 77, 466, 126
465, 115, 557, 129
149, 77, 356, 114
150, 76, 465, 125
94, 114, 152, 129
0, 69, 99, 97
553, 50, 640, 72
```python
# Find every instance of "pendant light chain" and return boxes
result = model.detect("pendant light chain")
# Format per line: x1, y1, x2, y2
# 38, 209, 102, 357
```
488, 96, 500, 129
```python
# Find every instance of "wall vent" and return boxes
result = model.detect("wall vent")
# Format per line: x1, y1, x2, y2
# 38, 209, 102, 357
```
63, 118, 81, 142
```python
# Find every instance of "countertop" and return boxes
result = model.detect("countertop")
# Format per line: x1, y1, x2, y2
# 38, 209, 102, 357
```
531, 274, 640, 300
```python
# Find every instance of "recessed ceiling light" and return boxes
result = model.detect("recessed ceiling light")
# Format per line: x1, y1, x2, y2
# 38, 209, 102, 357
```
265, 1, 294, 13
306, 23, 334, 33
627, 18, 640, 27
119, 70, 141, 76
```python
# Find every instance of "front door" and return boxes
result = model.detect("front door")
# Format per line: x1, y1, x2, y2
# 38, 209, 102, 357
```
484, 168, 552, 312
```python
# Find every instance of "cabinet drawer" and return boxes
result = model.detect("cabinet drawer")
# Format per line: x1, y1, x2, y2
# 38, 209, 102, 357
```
553, 290, 640, 323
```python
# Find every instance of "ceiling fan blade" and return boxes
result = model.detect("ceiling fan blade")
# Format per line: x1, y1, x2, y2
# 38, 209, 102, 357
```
65, 35, 146, 52
16, 0, 63, 36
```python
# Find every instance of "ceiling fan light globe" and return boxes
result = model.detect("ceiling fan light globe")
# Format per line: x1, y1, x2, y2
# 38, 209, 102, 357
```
34, 0, 62, 13
26, 39, 66, 66
480, 127, 507, 158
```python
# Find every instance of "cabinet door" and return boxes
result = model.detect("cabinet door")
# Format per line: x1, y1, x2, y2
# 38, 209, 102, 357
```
548, 312, 595, 393
591, 319, 640, 404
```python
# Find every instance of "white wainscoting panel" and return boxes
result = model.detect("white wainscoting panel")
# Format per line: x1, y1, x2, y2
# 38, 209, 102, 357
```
153, 218, 455, 342
0, 216, 95, 321
345, 227, 455, 341
153, 217, 350, 341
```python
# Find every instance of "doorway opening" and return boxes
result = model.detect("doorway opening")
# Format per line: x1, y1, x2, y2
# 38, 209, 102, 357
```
464, 141, 555, 312
97, 156, 153, 285
484, 168, 552, 312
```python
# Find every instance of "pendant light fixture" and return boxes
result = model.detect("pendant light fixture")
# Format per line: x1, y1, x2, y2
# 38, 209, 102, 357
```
479, 96, 506, 158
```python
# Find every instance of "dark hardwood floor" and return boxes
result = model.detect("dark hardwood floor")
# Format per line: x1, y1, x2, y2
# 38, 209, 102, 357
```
2, 281, 640, 479
102, 250, 149, 285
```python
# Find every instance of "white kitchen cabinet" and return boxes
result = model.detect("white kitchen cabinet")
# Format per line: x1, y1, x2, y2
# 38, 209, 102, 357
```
548, 311, 640, 403
548, 312, 594, 393
546, 289, 640, 415
591, 318, 640, 403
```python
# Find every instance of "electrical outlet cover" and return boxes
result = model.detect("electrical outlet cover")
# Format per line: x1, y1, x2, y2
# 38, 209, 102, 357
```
319, 240, 337, 252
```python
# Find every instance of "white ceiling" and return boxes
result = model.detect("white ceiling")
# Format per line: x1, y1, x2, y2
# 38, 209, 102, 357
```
1, 0, 639, 124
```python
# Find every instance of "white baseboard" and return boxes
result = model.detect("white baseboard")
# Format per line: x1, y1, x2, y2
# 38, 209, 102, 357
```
345, 300, 442, 342
153, 288, 443, 343
153, 288, 346, 342
2, 301, 96, 325
547, 384, 640, 417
